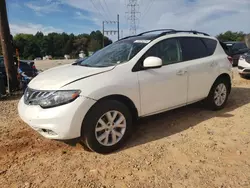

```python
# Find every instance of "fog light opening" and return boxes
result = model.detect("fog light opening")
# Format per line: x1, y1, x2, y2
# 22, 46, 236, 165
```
40, 129, 57, 136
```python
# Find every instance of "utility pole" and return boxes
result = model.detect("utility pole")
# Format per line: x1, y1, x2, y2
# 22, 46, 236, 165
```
102, 14, 120, 48
117, 14, 120, 40
102, 21, 105, 48
126, 0, 140, 35
0, 0, 17, 92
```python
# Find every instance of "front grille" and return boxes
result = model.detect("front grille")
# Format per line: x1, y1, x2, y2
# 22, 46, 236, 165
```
238, 66, 244, 70
24, 87, 51, 105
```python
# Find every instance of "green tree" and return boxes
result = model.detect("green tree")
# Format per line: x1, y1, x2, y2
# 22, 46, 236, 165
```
12, 30, 112, 59
216, 31, 246, 42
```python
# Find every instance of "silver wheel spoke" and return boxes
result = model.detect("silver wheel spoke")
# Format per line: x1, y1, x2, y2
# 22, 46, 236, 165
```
96, 126, 106, 132
112, 111, 118, 122
104, 133, 109, 145
106, 112, 113, 122
97, 132, 108, 142
113, 129, 123, 137
111, 130, 117, 144
214, 91, 219, 99
115, 116, 125, 125
114, 123, 126, 128
98, 118, 108, 128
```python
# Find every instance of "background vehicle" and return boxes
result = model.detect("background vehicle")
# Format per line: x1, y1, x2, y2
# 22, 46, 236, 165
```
0, 56, 38, 87
238, 51, 250, 78
18, 29, 232, 154
224, 41, 249, 66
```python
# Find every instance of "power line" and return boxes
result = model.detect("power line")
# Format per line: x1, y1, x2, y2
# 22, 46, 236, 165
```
140, 0, 155, 22
98, 0, 112, 20
103, 0, 113, 20
89, 0, 108, 20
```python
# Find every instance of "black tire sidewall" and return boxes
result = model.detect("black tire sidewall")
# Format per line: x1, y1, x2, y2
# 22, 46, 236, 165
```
82, 100, 132, 154
207, 78, 230, 110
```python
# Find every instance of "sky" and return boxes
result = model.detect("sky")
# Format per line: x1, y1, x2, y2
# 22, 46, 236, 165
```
6, 0, 250, 41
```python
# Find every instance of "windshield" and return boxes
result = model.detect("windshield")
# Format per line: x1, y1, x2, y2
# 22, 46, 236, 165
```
79, 40, 148, 67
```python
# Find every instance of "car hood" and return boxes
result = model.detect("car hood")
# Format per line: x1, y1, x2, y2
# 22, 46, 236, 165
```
28, 64, 114, 90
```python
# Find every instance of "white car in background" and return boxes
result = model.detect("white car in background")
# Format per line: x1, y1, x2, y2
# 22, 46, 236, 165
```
238, 51, 250, 78
18, 29, 233, 154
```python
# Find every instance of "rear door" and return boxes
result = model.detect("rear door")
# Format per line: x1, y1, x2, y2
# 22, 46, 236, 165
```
178, 37, 219, 103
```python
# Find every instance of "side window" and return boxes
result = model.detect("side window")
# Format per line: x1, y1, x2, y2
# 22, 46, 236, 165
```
179, 37, 208, 61
202, 38, 217, 56
144, 38, 181, 65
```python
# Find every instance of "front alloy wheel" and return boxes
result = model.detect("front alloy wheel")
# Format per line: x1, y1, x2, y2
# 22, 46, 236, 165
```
82, 100, 132, 154
95, 111, 126, 146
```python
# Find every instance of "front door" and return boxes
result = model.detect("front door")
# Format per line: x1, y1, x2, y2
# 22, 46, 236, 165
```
138, 38, 188, 116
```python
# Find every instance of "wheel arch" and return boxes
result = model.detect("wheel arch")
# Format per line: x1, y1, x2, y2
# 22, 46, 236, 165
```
81, 94, 139, 135
96, 94, 139, 121
210, 73, 232, 95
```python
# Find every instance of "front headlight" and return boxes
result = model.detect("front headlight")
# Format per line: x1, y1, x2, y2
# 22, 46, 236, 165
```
32, 90, 81, 108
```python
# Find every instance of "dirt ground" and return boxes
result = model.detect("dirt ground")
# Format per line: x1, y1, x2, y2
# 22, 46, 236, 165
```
1, 69, 250, 188
35, 59, 76, 71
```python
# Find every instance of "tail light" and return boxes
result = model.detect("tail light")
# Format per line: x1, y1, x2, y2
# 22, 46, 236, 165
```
227, 56, 233, 64
32, 65, 36, 69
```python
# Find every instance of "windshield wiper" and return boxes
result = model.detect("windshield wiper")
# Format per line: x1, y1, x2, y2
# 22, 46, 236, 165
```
80, 64, 93, 67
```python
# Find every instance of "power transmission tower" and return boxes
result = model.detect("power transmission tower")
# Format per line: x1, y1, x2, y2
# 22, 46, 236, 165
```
0, 0, 18, 92
126, 0, 140, 35
102, 14, 120, 48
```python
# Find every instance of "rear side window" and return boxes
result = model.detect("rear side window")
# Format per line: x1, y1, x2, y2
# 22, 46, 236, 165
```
233, 43, 247, 50
179, 37, 208, 61
202, 38, 217, 55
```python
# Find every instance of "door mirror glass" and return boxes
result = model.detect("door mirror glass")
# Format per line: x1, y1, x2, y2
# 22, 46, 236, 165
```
143, 56, 162, 68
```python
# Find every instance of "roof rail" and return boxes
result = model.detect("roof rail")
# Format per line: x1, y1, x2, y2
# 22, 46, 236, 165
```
137, 29, 175, 36
158, 30, 210, 37
117, 29, 210, 42
116, 35, 138, 42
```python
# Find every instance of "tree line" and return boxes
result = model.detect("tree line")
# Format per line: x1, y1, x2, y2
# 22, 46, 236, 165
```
0, 30, 112, 59
0, 30, 249, 59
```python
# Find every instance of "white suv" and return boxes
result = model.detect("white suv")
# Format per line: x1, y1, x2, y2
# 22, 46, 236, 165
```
18, 29, 233, 153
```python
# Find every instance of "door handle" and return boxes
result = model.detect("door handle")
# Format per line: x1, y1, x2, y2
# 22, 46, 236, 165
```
176, 70, 187, 75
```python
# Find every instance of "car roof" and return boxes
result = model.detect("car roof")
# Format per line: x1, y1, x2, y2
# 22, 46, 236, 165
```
118, 29, 213, 43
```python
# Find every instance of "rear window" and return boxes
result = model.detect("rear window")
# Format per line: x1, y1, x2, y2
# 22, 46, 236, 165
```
179, 37, 208, 61
19, 62, 31, 70
202, 38, 217, 55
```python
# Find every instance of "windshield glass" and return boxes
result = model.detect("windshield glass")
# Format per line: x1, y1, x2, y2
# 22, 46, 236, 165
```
79, 40, 148, 67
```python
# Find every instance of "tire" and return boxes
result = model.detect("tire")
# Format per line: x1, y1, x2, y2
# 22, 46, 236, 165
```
205, 78, 230, 111
81, 100, 132, 154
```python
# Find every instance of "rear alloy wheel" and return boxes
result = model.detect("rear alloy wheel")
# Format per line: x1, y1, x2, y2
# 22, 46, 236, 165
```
82, 100, 132, 154
206, 78, 230, 110
214, 83, 227, 107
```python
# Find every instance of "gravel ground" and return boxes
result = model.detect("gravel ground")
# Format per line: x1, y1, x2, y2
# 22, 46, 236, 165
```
0, 69, 250, 188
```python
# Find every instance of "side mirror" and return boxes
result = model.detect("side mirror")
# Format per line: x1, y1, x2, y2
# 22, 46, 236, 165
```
143, 56, 162, 69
